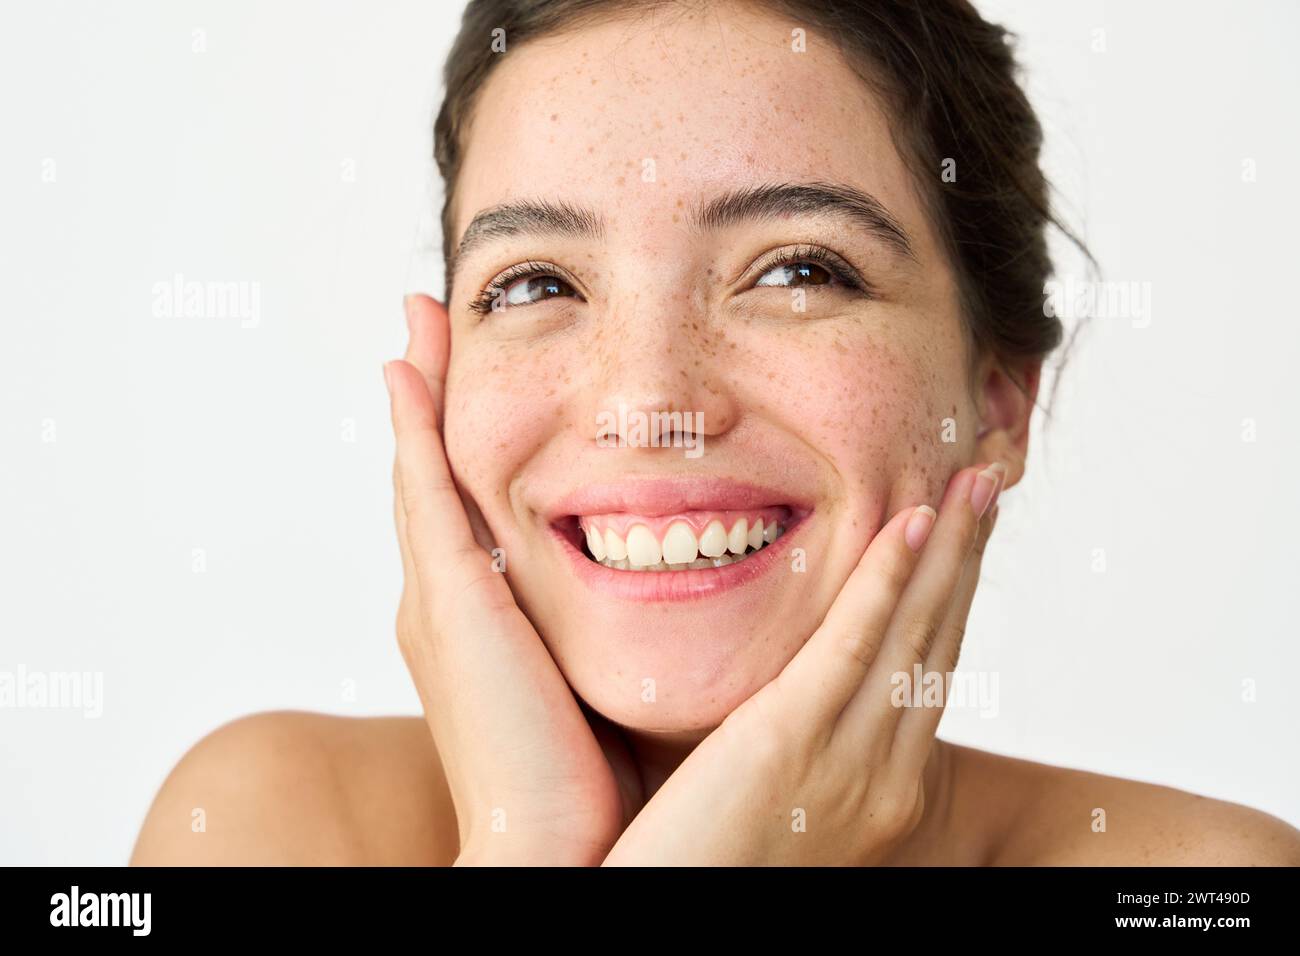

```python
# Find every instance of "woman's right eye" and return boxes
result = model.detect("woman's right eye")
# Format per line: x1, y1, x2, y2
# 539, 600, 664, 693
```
501, 273, 575, 307
472, 272, 579, 316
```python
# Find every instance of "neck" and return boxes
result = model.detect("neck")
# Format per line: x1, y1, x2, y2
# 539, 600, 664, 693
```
621, 725, 711, 799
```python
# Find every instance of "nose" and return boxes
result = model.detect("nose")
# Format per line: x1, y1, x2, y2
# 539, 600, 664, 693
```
574, 286, 739, 458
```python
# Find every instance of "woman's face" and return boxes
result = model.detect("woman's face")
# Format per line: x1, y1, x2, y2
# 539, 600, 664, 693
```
441, 3, 980, 736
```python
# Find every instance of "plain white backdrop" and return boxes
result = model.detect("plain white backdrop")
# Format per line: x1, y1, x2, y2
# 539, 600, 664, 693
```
2, 0, 1297, 865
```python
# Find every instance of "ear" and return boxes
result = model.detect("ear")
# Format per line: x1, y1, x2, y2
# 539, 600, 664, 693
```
973, 354, 1041, 491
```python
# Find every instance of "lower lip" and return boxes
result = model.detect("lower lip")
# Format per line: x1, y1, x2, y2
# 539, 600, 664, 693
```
552, 517, 805, 603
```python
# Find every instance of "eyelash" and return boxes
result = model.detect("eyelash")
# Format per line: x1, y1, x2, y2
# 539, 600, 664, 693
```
466, 245, 871, 316
748, 244, 871, 295
467, 260, 576, 316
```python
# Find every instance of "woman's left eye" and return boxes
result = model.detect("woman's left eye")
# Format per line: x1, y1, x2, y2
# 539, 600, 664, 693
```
755, 261, 837, 287
748, 247, 866, 294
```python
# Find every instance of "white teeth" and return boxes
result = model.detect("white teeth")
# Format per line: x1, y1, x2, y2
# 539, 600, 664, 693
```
586, 516, 790, 571
699, 521, 728, 558
727, 519, 748, 554
604, 528, 627, 561
585, 524, 607, 561
626, 525, 662, 568
662, 522, 699, 564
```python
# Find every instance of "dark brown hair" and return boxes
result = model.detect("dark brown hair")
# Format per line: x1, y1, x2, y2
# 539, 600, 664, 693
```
433, 0, 1089, 384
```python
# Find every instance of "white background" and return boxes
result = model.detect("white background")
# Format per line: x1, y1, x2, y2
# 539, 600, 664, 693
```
2, 1, 1297, 865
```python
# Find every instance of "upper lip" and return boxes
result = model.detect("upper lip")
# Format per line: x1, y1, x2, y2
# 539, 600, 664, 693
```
546, 476, 813, 520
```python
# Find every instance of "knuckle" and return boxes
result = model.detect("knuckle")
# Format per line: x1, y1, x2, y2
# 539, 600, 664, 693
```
897, 617, 940, 662
932, 631, 965, 675
875, 542, 916, 594
840, 628, 885, 670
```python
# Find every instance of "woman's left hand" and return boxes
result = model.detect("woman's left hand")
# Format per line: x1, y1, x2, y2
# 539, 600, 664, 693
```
601, 461, 1005, 866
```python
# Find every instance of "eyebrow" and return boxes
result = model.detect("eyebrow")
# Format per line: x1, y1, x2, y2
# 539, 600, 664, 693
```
448, 180, 916, 293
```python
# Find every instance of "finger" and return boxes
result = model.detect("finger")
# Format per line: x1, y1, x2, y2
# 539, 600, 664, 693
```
923, 501, 998, 681
394, 294, 450, 592
386, 357, 494, 607
891, 502, 999, 774
776, 502, 938, 726
833, 462, 1003, 743
402, 294, 451, 424
399, 295, 497, 553
392, 460, 420, 604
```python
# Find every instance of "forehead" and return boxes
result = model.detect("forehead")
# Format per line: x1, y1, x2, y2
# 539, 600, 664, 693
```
451, 3, 927, 249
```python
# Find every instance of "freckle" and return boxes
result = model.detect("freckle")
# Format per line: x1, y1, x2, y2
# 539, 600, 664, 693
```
550, 113, 558, 121
616, 176, 625, 186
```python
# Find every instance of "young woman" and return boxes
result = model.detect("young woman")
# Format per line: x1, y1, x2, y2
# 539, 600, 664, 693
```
132, 0, 1300, 865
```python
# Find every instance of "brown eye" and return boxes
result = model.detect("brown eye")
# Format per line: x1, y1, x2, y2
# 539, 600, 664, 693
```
502, 274, 576, 306
755, 262, 835, 287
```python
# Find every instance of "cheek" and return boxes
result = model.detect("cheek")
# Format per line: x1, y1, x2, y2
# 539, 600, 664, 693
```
742, 320, 968, 502
442, 338, 568, 507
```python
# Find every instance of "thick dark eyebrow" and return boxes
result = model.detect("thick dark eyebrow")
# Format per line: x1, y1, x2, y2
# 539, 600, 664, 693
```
450, 199, 606, 294
690, 181, 916, 261
448, 180, 915, 297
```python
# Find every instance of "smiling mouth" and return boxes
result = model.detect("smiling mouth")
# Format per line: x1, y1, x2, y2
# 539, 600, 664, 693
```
564, 508, 791, 572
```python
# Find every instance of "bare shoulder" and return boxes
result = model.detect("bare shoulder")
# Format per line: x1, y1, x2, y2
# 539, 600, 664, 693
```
949, 744, 1300, 866
130, 711, 457, 866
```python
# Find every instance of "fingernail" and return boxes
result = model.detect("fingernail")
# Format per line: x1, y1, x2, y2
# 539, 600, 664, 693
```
904, 505, 937, 552
383, 361, 394, 395
969, 463, 1004, 517
988, 462, 1007, 511
402, 295, 414, 333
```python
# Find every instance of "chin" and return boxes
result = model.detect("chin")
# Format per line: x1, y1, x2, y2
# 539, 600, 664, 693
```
522, 594, 813, 732
552, 639, 794, 735
492, 475, 880, 734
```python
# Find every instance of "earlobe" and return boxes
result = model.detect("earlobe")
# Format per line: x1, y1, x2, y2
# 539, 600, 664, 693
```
972, 356, 1042, 492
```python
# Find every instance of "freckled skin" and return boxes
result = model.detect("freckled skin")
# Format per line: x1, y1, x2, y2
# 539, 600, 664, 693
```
441, 2, 979, 736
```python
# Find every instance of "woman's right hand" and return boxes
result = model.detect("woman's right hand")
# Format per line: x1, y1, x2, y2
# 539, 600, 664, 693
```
387, 294, 642, 865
